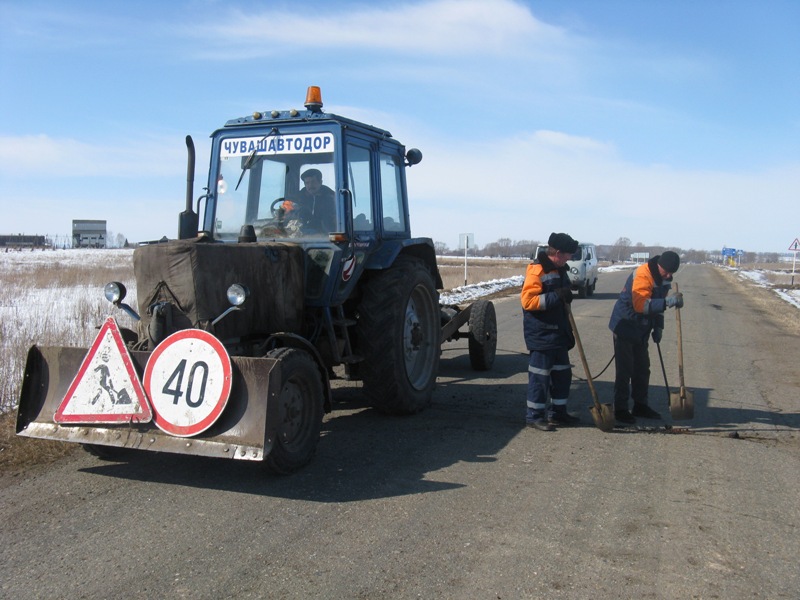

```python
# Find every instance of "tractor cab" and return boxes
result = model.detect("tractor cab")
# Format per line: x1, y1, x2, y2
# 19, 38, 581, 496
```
197, 86, 424, 307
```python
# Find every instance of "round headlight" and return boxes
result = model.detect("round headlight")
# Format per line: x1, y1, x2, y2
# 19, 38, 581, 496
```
226, 283, 250, 307
571, 267, 579, 275
104, 281, 126, 304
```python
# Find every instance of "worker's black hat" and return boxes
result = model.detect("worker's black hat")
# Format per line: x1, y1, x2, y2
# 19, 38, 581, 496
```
301, 168, 322, 181
658, 251, 680, 273
548, 232, 579, 254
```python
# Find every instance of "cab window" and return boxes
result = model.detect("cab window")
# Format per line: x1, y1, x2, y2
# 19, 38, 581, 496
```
348, 143, 374, 231
380, 153, 406, 232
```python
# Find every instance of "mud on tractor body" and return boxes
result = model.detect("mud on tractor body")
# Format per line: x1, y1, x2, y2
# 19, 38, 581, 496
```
16, 87, 497, 474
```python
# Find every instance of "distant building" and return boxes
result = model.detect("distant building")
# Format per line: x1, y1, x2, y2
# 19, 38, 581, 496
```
0, 234, 48, 248
72, 220, 107, 248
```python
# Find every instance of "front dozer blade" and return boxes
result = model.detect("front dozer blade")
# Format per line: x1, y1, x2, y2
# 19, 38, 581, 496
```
16, 345, 282, 461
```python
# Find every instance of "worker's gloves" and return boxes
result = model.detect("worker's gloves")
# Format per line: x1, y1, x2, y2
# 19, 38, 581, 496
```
665, 293, 684, 309
652, 328, 663, 344
556, 287, 573, 304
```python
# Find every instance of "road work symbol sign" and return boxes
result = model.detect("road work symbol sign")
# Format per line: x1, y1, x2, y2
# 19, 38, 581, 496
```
789, 238, 800, 251
143, 329, 232, 437
55, 317, 152, 424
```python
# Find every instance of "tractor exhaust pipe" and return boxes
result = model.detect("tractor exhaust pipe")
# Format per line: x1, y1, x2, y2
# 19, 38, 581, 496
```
178, 135, 199, 239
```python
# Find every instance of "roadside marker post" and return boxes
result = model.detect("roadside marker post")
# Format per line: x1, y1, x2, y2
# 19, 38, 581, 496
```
459, 233, 474, 286
789, 238, 799, 285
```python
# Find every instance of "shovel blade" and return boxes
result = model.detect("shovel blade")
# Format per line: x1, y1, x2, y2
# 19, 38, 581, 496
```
589, 403, 615, 432
669, 389, 694, 420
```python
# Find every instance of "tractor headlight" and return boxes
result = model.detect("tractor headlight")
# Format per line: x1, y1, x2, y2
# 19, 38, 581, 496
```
226, 283, 249, 307
104, 281, 127, 304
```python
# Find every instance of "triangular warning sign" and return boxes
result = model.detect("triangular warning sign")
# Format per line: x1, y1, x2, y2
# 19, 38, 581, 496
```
55, 317, 152, 424
789, 238, 800, 252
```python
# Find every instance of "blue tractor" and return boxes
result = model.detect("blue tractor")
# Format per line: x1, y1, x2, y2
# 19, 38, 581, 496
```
17, 87, 497, 474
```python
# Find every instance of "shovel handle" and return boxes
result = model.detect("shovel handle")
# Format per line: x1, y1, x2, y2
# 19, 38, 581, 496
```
566, 304, 601, 410
656, 341, 671, 398
674, 283, 686, 389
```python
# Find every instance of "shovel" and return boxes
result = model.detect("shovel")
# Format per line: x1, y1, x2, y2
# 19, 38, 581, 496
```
566, 304, 615, 432
669, 283, 694, 420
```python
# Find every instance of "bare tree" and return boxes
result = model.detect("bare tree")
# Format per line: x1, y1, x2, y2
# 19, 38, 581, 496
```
761, 252, 780, 263
611, 237, 631, 262
513, 239, 538, 258
684, 249, 709, 264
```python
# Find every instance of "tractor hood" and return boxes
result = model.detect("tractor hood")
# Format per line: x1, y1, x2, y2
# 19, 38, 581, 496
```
133, 238, 305, 343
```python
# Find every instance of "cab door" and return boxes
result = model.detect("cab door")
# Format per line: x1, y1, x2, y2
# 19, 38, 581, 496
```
328, 135, 379, 305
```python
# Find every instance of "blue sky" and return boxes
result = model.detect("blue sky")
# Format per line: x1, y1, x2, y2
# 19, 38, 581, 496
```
1, 0, 798, 253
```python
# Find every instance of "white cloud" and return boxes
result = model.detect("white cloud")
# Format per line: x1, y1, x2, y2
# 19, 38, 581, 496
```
0, 133, 206, 243
185, 0, 572, 59
0, 4, 140, 50
0, 134, 192, 177
406, 128, 800, 251
3, 188, 182, 244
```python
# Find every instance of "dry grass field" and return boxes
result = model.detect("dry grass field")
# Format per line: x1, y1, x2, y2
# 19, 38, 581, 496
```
749, 268, 799, 287
0, 249, 136, 411
436, 256, 528, 290
0, 249, 136, 472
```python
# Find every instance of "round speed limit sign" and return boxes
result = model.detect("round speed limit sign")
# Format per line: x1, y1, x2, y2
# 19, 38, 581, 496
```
143, 329, 233, 437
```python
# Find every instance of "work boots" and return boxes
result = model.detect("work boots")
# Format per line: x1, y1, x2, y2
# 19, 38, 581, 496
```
526, 420, 555, 432
632, 404, 662, 419
548, 412, 581, 427
614, 409, 636, 424
548, 407, 580, 427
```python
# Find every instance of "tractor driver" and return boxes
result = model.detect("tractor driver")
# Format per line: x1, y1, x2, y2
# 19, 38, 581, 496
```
287, 168, 337, 233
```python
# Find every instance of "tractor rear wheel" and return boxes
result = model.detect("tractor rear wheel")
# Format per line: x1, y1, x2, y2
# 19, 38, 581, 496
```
357, 256, 440, 414
263, 347, 324, 474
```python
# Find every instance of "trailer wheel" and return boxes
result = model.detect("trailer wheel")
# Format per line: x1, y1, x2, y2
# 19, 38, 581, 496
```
264, 347, 324, 475
357, 255, 440, 415
468, 299, 497, 371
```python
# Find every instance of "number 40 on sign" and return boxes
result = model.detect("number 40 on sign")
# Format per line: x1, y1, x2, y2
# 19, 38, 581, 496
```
143, 329, 233, 437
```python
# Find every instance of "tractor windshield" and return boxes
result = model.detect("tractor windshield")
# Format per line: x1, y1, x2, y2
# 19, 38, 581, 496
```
213, 132, 339, 242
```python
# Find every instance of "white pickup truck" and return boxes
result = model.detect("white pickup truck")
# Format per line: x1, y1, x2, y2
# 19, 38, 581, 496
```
536, 242, 599, 298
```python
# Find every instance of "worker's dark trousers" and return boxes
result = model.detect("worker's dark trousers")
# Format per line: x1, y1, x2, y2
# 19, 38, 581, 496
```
526, 348, 571, 422
612, 334, 651, 411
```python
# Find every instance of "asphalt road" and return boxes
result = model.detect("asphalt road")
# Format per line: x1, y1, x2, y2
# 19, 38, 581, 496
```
2, 264, 798, 599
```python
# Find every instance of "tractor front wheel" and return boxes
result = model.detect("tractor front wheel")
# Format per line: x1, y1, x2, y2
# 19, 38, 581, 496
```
263, 347, 324, 475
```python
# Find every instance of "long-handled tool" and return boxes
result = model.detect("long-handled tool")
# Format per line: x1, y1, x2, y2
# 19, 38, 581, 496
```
566, 304, 615, 432
669, 283, 694, 420
655, 341, 671, 407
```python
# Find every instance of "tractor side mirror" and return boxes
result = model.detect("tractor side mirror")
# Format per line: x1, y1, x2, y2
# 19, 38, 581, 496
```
405, 148, 423, 166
